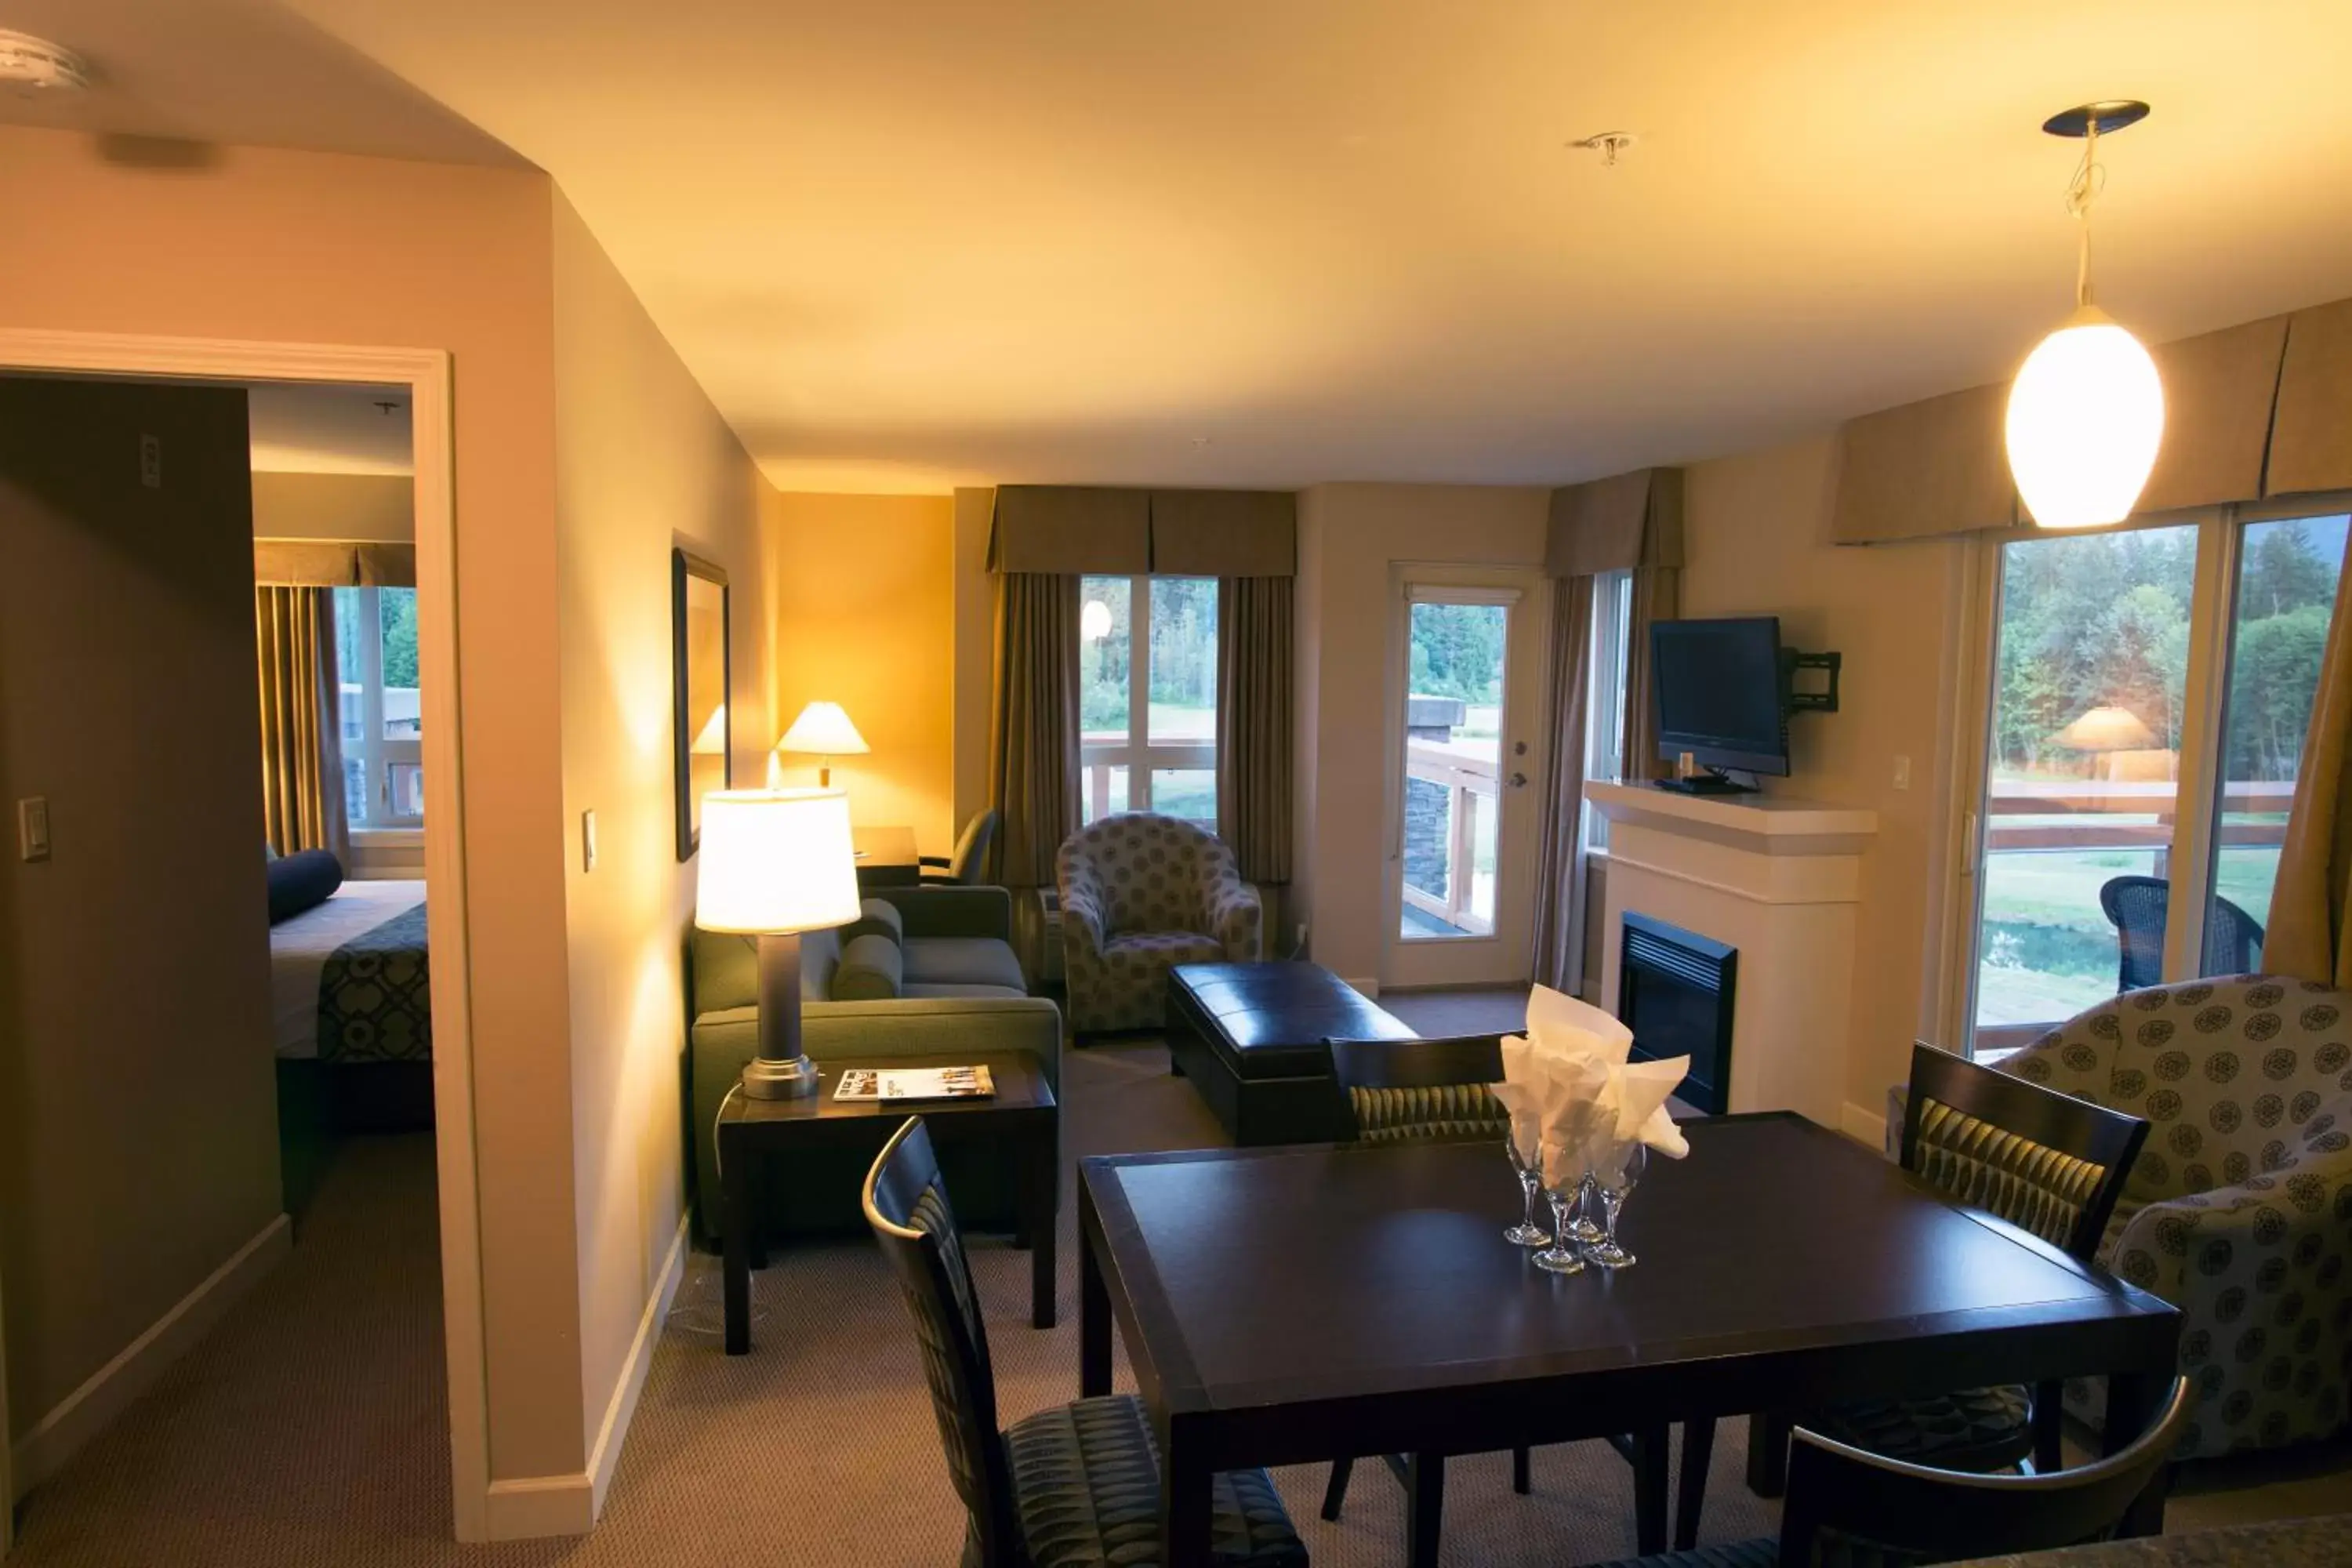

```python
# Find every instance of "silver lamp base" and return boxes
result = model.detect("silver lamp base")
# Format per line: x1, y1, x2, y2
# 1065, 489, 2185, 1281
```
741, 1052, 821, 1099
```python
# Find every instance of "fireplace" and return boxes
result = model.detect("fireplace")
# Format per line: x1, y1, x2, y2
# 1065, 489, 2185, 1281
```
1617, 912, 1737, 1116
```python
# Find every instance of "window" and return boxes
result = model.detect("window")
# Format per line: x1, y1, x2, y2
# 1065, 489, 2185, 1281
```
1958, 504, 2349, 1053
1079, 575, 1217, 826
1582, 569, 1634, 851
333, 586, 424, 828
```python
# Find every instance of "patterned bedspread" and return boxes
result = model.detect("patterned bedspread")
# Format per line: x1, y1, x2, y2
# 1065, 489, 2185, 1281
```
317, 902, 432, 1063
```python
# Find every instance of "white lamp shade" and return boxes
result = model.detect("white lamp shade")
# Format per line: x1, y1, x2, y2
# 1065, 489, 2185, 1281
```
2006, 306, 2165, 531
694, 788, 862, 935
775, 700, 870, 757
690, 703, 728, 756
1080, 597, 1114, 642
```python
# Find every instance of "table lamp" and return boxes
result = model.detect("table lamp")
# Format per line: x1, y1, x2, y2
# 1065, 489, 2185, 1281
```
774, 700, 869, 788
695, 787, 862, 1098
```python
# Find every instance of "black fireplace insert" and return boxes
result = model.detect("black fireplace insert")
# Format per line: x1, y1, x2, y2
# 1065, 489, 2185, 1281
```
1617, 911, 1737, 1115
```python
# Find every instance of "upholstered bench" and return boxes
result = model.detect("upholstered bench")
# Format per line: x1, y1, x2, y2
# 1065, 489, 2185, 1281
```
1167, 961, 1417, 1145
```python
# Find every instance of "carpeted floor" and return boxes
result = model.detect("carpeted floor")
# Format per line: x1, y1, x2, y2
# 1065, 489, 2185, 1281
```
13, 1037, 2344, 1566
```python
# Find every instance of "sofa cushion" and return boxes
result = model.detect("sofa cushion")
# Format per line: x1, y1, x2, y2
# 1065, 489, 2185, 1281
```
904, 936, 1029, 993
905, 982, 1027, 1000
842, 898, 905, 948
833, 934, 904, 1000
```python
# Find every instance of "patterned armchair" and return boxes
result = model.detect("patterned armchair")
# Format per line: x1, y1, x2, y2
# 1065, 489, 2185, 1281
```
1056, 813, 1262, 1035
1999, 976, 2352, 1458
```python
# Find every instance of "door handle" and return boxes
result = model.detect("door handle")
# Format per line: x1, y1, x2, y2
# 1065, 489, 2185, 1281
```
1510, 771, 1528, 788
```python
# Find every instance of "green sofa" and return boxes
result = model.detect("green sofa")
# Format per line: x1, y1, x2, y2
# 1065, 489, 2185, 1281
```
688, 884, 1062, 1242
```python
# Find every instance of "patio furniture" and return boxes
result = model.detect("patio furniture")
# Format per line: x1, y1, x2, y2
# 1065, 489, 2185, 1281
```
865, 1116, 1307, 1568
2097, 875, 2265, 992
1056, 813, 1261, 1034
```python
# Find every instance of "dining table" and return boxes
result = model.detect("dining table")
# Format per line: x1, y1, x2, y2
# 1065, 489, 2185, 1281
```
1077, 1112, 2183, 1568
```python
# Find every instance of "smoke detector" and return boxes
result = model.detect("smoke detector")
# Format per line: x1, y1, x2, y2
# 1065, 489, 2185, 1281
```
1570, 131, 1638, 167
0, 31, 92, 93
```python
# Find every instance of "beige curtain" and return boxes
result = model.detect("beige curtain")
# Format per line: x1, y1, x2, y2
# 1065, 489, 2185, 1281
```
255, 586, 349, 861
1621, 564, 1681, 785
1215, 576, 1294, 884
2264, 549, 2352, 985
986, 573, 1082, 890
1532, 576, 1595, 991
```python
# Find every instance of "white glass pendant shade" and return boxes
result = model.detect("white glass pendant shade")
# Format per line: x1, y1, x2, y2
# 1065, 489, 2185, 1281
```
2005, 305, 2165, 531
1080, 597, 1113, 641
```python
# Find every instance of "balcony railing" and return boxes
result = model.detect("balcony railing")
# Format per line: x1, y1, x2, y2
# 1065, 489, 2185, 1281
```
1402, 736, 1501, 938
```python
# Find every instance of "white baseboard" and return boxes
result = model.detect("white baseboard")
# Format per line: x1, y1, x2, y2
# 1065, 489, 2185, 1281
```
16, 1212, 292, 1496
1839, 1099, 1889, 1152
481, 1209, 690, 1541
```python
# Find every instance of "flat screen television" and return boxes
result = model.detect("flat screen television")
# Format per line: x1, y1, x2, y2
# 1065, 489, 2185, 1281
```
1650, 616, 1789, 778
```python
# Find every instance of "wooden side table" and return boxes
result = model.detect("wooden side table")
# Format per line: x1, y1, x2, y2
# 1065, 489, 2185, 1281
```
717, 1049, 1058, 1354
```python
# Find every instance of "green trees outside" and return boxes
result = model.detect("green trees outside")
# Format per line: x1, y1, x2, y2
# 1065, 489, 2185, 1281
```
380, 589, 419, 689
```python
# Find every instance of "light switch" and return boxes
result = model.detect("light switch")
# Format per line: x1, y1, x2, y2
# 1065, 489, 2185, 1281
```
582, 808, 598, 872
140, 434, 162, 489
1892, 755, 1912, 791
18, 797, 51, 862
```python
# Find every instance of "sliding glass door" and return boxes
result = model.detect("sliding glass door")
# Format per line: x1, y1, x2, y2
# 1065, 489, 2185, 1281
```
1958, 502, 2350, 1054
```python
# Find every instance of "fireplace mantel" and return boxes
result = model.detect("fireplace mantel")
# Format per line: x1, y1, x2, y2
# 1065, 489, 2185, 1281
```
1587, 782, 1879, 1128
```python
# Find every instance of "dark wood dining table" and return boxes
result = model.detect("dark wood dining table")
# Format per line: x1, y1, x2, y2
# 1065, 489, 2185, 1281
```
1078, 1112, 2182, 1568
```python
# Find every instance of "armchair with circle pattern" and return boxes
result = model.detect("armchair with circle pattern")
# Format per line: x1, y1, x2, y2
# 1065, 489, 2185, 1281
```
1994, 976, 2352, 1458
1055, 813, 1262, 1035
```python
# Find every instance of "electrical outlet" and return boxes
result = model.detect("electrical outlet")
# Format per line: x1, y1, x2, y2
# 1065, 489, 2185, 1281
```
18, 797, 51, 861
582, 808, 598, 872
140, 434, 162, 488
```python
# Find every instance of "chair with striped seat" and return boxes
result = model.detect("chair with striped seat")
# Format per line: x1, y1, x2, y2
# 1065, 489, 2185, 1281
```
864, 1116, 1307, 1568
1316, 1033, 1676, 1564
1719, 1044, 2148, 1543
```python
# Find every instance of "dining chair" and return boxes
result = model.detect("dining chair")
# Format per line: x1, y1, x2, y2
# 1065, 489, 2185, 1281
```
1595, 1375, 2190, 1568
2097, 873, 2265, 991
1316, 1033, 1676, 1563
1722, 1043, 2150, 1543
862, 1115, 1308, 1568
921, 808, 1000, 887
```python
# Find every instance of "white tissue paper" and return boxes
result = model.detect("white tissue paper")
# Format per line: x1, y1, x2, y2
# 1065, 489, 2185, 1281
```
1488, 985, 1689, 1189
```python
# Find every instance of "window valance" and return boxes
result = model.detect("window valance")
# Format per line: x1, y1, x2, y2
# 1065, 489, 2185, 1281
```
987, 485, 1295, 576
253, 539, 416, 587
1829, 293, 2352, 546
1545, 466, 1684, 578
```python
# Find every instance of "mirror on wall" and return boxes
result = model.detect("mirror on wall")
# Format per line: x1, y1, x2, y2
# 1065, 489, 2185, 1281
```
673, 549, 731, 861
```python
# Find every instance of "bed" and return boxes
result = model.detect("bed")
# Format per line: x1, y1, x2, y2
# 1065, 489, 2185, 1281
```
270, 878, 435, 1139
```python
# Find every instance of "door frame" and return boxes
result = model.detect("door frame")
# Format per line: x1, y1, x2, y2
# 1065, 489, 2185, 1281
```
0, 329, 488, 1540
1379, 563, 1552, 989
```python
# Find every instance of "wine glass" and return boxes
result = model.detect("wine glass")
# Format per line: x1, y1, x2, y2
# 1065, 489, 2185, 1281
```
1531, 1142, 1586, 1274
1585, 1142, 1647, 1269
1503, 1134, 1551, 1247
1564, 1173, 1605, 1246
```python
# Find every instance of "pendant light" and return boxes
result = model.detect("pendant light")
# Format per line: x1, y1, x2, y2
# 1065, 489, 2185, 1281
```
2005, 101, 2165, 531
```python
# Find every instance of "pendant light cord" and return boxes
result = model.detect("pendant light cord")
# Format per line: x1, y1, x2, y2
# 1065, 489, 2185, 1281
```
2065, 120, 2107, 309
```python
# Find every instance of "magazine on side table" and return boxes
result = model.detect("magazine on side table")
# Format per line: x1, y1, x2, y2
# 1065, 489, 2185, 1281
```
833, 1065, 996, 1102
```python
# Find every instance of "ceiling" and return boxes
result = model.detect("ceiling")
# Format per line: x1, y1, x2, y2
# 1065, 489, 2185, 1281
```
248, 382, 412, 474
19, 2, 2352, 493
0, 0, 515, 165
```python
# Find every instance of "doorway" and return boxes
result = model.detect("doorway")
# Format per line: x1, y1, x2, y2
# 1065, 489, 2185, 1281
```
0, 331, 486, 1541
1382, 568, 1550, 989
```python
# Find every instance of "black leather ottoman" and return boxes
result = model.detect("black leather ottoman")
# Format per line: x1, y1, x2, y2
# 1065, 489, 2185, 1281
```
1166, 962, 1418, 1145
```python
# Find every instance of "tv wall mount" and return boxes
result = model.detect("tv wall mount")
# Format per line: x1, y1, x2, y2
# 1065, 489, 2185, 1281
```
1783, 648, 1841, 713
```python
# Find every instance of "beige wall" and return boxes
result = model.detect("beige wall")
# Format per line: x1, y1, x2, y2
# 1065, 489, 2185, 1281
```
1678, 434, 1969, 1120
768, 493, 956, 852
251, 471, 415, 543
550, 191, 772, 1465
1293, 484, 1552, 988
0, 379, 281, 1440
0, 126, 584, 1484
950, 488, 996, 837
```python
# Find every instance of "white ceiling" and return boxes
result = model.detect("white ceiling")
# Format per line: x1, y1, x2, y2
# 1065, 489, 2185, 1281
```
24, 2, 2352, 493
248, 382, 412, 474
